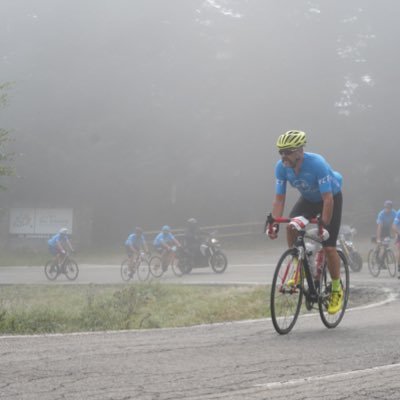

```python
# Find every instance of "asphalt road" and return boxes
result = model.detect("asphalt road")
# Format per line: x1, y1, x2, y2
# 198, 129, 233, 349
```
1, 247, 400, 399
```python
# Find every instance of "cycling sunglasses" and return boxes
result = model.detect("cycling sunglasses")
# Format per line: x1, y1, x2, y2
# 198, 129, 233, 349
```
278, 148, 297, 156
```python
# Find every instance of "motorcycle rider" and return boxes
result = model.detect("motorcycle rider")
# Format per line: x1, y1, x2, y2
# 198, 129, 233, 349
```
183, 218, 204, 267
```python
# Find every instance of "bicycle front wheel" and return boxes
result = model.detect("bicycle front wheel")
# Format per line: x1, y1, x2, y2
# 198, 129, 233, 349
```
137, 259, 151, 281
121, 259, 132, 282
64, 259, 79, 281
318, 249, 349, 329
44, 260, 59, 281
367, 249, 380, 277
270, 249, 303, 335
385, 249, 396, 277
149, 256, 164, 278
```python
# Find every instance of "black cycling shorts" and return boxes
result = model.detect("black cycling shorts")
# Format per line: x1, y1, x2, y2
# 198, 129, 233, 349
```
289, 192, 343, 247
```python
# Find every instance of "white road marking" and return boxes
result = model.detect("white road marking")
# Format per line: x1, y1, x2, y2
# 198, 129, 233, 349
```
254, 362, 400, 389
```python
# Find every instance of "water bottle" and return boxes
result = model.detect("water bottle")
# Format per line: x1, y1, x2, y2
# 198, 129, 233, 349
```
305, 242, 316, 276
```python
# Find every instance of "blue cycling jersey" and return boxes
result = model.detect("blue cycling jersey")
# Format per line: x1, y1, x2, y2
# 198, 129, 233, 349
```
392, 210, 400, 228
275, 152, 342, 203
48, 233, 68, 248
125, 233, 146, 247
377, 209, 397, 227
153, 232, 176, 247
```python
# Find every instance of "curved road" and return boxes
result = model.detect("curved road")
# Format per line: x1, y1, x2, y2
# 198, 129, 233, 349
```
1, 248, 400, 399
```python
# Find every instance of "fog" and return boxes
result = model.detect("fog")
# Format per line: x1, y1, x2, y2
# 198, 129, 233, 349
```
1, 0, 400, 243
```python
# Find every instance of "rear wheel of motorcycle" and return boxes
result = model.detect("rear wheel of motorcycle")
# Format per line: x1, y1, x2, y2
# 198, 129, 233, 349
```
350, 251, 363, 272
211, 251, 228, 273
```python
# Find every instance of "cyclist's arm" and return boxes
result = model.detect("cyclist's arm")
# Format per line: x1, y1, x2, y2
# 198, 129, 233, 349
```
173, 237, 181, 247
56, 241, 66, 254
66, 238, 74, 252
271, 193, 285, 219
160, 239, 171, 251
376, 223, 383, 242
321, 191, 334, 227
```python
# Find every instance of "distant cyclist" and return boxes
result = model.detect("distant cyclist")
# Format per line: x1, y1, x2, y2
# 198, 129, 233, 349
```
153, 225, 182, 268
392, 209, 400, 278
125, 227, 149, 261
48, 228, 74, 266
266, 130, 343, 315
376, 200, 396, 243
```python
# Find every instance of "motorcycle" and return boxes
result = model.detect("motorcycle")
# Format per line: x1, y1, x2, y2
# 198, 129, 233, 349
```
336, 224, 363, 272
182, 232, 228, 274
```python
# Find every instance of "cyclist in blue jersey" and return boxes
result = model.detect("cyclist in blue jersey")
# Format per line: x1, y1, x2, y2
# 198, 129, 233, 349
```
125, 227, 149, 260
153, 225, 182, 268
48, 228, 74, 266
266, 130, 343, 315
376, 200, 396, 243
392, 209, 400, 278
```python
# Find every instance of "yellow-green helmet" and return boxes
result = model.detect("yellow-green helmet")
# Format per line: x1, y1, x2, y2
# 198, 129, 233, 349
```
276, 130, 307, 150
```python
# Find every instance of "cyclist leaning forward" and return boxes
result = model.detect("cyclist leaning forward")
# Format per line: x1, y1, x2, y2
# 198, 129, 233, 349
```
267, 130, 343, 315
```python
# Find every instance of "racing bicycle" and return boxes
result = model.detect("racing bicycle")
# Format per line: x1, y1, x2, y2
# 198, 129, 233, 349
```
149, 246, 186, 278
44, 252, 79, 281
367, 237, 396, 278
266, 214, 350, 335
121, 251, 151, 282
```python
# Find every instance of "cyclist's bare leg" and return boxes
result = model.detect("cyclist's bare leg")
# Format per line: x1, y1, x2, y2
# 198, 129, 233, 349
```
161, 249, 171, 268
324, 246, 340, 280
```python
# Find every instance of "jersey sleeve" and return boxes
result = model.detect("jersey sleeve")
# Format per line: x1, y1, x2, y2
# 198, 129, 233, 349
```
275, 161, 287, 195
393, 212, 400, 227
376, 211, 383, 225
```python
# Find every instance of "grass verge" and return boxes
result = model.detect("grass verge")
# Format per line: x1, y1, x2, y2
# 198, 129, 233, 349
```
0, 283, 385, 335
0, 283, 270, 334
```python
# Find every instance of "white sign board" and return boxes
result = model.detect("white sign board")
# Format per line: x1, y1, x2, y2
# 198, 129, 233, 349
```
9, 208, 35, 234
9, 208, 73, 235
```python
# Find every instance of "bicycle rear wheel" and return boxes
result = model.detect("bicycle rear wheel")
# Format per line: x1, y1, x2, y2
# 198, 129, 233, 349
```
44, 260, 59, 281
270, 249, 303, 335
64, 259, 79, 281
137, 259, 151, 281
385, 249, 396, 277
367, 249, 380, 277
318, 249, 349, 329
149, 256, 164, 278
121, 259, 132, 281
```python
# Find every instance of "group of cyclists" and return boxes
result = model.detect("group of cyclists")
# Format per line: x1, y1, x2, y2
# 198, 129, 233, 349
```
125, 219, 205, 269
47, 218, 205, 272
48, 129, 393, 319
375, 200, 400, 278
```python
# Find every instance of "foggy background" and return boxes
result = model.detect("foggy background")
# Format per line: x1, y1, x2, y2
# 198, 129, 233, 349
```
1, 0, 400, 244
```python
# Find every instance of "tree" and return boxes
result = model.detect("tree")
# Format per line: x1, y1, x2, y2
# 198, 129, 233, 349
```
0, 83, 15, 187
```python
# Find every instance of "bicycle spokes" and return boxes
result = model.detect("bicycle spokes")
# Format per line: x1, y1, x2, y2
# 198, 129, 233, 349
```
271, 250, 303, 334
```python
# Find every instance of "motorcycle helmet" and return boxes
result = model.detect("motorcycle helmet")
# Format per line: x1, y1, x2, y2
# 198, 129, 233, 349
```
162, 225, 171, 233
59, 227, 68, 235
